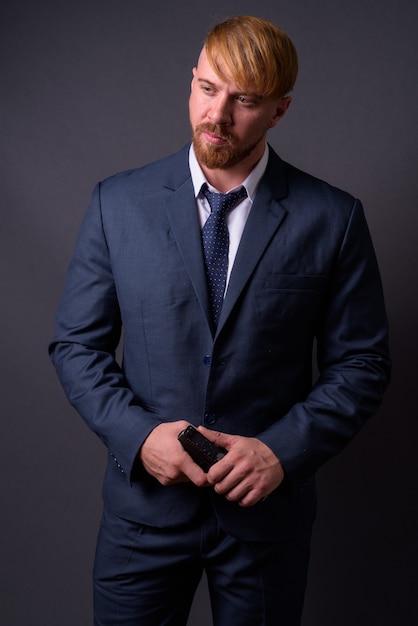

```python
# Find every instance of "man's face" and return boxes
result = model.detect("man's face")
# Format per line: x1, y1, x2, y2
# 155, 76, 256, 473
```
189, 49, 290, 171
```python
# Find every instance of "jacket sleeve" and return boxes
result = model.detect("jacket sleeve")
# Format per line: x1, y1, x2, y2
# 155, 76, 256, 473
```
49, 183, 163, 482
258, 199, 391, 477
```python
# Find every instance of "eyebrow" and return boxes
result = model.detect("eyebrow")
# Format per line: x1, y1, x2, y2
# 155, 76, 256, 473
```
197, 78, 262, 99
197, 78, 218, 87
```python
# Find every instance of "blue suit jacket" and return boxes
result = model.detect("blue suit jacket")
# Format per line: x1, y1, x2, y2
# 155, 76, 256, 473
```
49, 145, 390, 540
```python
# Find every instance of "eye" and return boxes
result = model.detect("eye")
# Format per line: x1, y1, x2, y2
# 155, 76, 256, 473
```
199, 82, 216, 95
236, 94, 256, 106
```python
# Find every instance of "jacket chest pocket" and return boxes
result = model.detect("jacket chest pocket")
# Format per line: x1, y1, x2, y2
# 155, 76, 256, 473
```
255, 274, 328, 334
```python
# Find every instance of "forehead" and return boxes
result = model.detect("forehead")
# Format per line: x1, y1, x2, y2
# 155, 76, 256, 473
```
195, 48, 251, 94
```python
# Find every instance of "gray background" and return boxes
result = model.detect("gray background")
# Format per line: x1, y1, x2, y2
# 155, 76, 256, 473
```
1, 0, 417, 624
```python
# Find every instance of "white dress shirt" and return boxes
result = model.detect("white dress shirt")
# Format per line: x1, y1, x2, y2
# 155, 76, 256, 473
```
189, 143, 269, 288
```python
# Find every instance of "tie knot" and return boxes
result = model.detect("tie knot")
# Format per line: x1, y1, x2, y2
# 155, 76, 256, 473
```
202, 184, 247, 216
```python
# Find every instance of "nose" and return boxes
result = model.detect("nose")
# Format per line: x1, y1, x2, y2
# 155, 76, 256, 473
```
208, 94, 232, 125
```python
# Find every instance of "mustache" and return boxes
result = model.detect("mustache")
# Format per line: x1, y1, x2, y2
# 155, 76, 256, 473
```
195, 123, 236, 143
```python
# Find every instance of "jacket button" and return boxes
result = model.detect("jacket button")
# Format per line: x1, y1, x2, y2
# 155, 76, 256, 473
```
203, 355, 212, 366
204, 413, 216, 425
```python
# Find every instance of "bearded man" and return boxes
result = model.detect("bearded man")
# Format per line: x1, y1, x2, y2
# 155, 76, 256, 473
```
50, 15, 390, 626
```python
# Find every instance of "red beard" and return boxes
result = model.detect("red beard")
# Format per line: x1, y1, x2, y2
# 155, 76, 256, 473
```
192, 123, 259, 170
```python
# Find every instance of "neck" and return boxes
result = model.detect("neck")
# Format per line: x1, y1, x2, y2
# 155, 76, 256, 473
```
201, 168, 248, 193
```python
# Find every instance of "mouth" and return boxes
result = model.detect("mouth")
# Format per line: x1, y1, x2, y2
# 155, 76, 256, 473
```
202, 130, 229, 146
195, 124, 233, 147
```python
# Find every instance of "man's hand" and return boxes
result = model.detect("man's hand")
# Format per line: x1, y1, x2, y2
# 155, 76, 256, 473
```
199, 426, 285, 507
139, 421, 209, 488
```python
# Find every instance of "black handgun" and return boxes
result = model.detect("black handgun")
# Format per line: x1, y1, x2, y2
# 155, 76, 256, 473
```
178, 425, 226, 472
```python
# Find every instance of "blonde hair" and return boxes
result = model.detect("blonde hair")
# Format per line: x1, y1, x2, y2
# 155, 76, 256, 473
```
204, 16, 298, 98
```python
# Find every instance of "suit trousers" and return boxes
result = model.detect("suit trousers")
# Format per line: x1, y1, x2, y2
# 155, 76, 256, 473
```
93, 496, 311, 626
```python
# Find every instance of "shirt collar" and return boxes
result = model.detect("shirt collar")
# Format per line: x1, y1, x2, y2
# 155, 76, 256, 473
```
189, 143, 269, 202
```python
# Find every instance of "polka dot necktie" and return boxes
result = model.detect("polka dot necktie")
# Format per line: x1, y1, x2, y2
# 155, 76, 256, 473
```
201, 183, 247, 326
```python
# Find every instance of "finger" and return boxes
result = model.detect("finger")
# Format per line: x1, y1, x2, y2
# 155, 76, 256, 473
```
206, 455, 234, 485
182, 456, 211, 488
221, 477, 267, 506
197, 425, 232, 448
237, 489, 265, 507
211, 462, 247, 494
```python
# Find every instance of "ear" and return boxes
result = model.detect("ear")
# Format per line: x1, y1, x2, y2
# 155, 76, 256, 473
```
269, 96, 292, 128
191, 66, 197, 90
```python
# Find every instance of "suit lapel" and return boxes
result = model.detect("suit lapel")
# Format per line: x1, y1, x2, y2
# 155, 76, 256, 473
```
162, 157, 213, 329
217, 149, 289, 335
